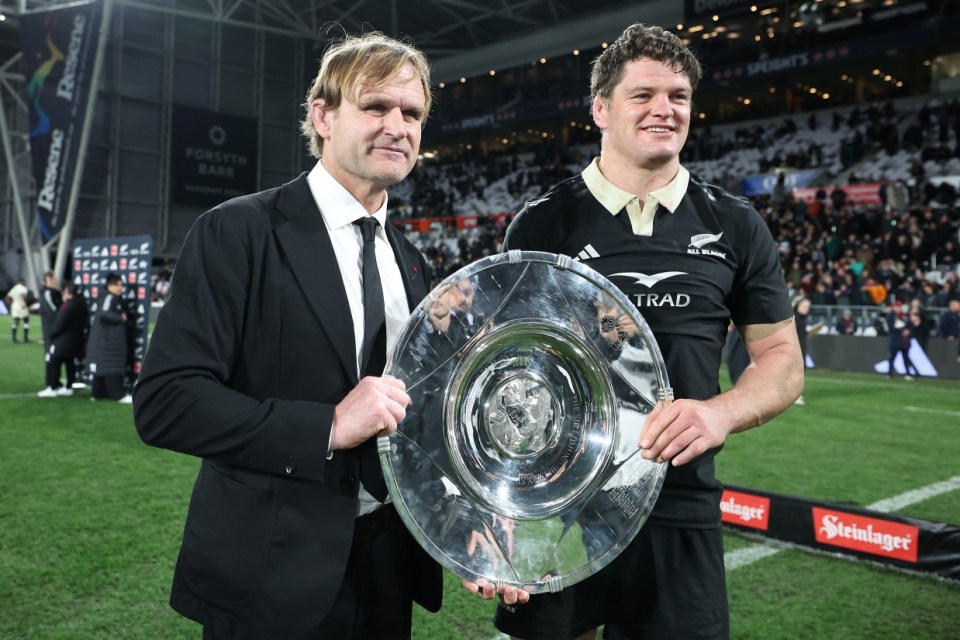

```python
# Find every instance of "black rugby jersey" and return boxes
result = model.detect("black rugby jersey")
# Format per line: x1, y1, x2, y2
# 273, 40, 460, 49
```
504, 172, 792, 527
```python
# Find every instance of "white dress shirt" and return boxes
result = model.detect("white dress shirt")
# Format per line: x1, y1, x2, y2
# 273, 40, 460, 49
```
306, 161, 409, 514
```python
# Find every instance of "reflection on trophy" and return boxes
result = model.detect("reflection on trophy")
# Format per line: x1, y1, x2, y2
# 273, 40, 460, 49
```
381, 251, 671, 594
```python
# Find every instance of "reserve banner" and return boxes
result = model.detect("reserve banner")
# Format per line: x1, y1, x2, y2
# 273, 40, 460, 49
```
20, 1, 103, 241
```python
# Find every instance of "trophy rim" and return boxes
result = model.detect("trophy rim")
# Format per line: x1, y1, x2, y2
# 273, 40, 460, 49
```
381, 250, 671, 594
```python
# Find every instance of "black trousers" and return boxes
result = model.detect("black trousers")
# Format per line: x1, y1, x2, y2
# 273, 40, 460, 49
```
45, 356, 76, 389
92, 374, 125, 400
888, 346, 919, 377
304, 506, 413, 640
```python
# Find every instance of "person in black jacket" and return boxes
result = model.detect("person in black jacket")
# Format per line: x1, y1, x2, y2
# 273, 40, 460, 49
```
885, 304, 920, 380
130, 32, 493, 640
86, 273, 131, 403
38, 271, 63, 353
38, 282, 88, 397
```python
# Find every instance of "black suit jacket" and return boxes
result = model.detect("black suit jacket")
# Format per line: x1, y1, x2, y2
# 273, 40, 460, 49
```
133, 173, 441, 638
49, 295, 88, 359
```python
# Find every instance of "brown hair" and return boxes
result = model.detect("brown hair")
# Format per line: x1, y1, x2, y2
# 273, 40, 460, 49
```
590, 23, 702, 101
300, 31, 432, 159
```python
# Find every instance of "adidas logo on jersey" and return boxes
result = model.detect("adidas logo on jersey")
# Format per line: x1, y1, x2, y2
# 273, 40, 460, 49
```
575, 244, 600, 261
687, 231, 727, 259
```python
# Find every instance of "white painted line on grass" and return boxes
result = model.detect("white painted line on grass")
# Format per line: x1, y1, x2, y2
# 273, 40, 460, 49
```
806, 376, 958, 393
0, 392, 39, 400
724, 475, 960, 572
867, 475, 960, 513
904, 406, 960, 418
724, 545, 781, 571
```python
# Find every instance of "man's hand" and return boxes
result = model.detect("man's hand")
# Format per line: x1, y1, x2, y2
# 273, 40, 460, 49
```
330, 376, 410, 450
638, 398, 733, 467
461, 578, 530, 605
639, 319, 802, 466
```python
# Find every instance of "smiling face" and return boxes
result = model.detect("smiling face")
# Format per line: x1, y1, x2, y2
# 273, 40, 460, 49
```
311, 64, 426, 208
592, 58, 691, 176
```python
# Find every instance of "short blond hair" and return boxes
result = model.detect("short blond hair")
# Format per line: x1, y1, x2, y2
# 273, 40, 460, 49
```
300, 32, 432, 159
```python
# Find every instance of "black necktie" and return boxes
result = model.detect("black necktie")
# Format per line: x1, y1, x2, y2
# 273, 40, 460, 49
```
353, 216, 388, 502
354, 217, 387, 378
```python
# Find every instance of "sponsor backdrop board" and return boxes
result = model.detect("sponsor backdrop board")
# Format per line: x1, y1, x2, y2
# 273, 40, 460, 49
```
721, 484, 959, 581
806, 335, 960, 380
71, 235, 153, 388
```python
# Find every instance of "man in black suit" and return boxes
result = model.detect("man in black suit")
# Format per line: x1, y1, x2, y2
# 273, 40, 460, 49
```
38, 281, 88, 397
38, 271, 63, 354
133, 32, 443, 639
87, 273, 131, 403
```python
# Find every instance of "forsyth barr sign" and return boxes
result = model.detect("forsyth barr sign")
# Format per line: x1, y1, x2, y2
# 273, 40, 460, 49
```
170, 106, 258, 207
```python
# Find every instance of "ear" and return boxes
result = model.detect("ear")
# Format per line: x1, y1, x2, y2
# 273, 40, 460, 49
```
310, 99, 332, 141
591, 96, 607, 130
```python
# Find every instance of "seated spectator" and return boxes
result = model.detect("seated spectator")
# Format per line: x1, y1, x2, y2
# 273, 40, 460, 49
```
835, 309, 859, 336
810, 282, 836, 306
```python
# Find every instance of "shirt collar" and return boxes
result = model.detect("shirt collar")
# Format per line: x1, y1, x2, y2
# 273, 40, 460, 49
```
307, 161, 389, 229
581, 157, 689, 215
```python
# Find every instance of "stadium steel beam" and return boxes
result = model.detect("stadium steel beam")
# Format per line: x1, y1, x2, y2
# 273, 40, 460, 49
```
158, 6, 175, 252
419, 0, 540, 47
4, 0, 681, 83
0, 51, 40, 290
430, 0, 682, 83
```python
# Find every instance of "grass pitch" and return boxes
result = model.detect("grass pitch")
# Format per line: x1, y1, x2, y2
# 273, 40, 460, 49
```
1, 315, 958, 639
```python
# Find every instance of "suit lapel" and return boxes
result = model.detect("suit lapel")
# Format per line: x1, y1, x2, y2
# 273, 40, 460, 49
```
386, 224, 429, 311
273, 174, 358, 384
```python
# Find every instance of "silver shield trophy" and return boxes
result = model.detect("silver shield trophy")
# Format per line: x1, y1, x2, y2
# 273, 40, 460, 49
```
381, 251, 671, 594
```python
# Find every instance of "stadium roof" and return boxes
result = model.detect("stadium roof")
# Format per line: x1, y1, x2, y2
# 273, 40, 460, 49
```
0, 0, 680, 82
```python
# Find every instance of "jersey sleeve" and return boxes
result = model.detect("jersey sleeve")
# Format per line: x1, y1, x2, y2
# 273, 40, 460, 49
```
727, 207, 792, 327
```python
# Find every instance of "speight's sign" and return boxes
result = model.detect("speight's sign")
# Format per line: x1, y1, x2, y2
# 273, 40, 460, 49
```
684, 0, 777, 22
20, 2, 102, 241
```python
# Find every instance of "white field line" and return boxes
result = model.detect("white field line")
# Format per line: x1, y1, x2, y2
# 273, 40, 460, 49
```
867, 475, 960, 513
0, 392, 39, 400
904, 406, 960, 418
725, 475, 960, 571
804, 375, 959, 394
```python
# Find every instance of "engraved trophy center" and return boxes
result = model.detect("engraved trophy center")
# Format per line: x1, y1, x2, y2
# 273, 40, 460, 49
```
486, 376, 556, 458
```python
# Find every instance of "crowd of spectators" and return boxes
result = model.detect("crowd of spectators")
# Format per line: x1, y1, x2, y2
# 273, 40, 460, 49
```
752, 188, 959, 336
398, 96, 960, 345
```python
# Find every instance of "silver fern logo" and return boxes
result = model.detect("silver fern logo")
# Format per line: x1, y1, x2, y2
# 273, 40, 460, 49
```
689, 232, 723, 248
687, 231, 726, 259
